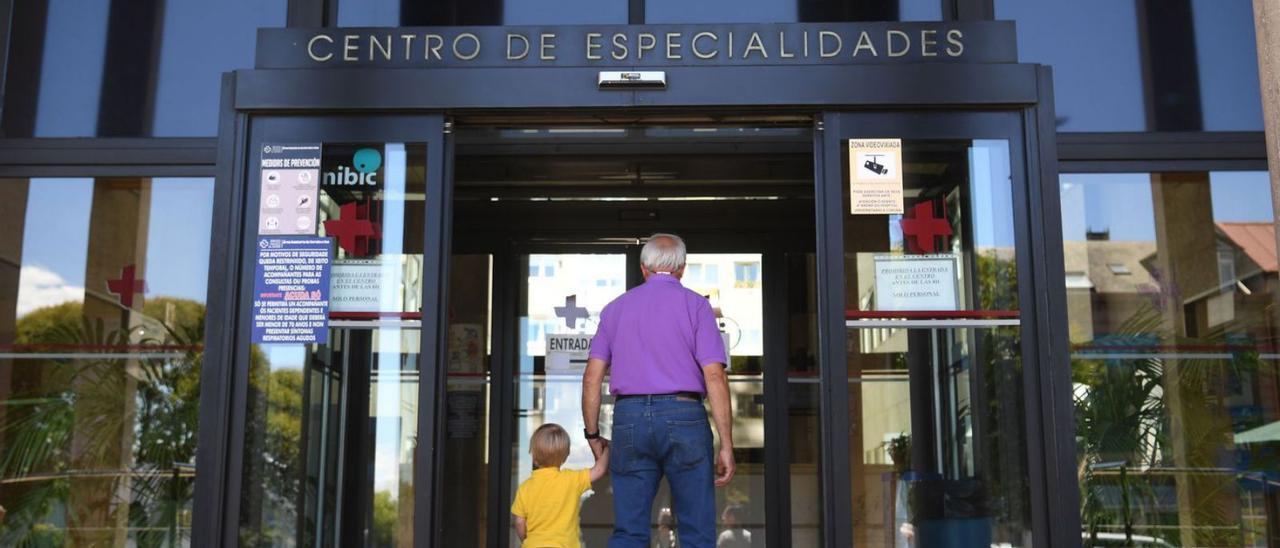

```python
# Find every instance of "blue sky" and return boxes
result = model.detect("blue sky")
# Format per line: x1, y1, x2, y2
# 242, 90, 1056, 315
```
35, 0, 285, 136
999, 0, 1262, 132
18, 178, 214, 314
1060, 171, 1273, 242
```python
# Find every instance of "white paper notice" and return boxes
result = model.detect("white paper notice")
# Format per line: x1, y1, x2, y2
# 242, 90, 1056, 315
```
330, 257, 409, 312
873, 254, 959, 311
848, 139, 904, 215
545, 334, 593, 373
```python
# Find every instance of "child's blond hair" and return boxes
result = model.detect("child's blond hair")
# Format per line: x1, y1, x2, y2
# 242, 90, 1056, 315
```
530, 423, 571, 468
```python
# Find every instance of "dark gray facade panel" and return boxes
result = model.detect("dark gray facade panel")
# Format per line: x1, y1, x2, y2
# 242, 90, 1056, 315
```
232, 63, 1040, 110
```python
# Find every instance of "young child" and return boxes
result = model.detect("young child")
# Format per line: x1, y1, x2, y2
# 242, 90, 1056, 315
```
511, 423, 610, 547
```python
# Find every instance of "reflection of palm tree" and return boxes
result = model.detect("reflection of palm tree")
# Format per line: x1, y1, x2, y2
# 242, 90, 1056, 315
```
1074, 303, 1265, 546
0, 298, 205, 547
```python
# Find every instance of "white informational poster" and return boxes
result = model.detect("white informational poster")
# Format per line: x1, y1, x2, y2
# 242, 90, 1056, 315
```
873, 254, 959, 311
848, 139, 904, 215
330, 257, 420, 312
545, 334, 593, 373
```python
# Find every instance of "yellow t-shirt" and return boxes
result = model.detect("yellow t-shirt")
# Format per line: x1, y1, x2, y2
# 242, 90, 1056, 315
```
511, 467, 592, 548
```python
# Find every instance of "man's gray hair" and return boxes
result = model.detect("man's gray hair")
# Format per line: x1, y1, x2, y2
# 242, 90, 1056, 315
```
641, 233, 687, 272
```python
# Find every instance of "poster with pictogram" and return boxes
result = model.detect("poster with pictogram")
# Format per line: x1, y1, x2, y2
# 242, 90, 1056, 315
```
259, 143, 322, 235
848, 139, 904, 215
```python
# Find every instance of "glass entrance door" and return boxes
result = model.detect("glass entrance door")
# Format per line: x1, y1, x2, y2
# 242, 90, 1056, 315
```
817, 111, 1067, 547
210, 115, 451, 548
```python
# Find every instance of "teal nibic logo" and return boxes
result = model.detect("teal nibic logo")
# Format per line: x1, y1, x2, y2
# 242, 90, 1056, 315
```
324, 148, 381, 186
353, 148, 382, 174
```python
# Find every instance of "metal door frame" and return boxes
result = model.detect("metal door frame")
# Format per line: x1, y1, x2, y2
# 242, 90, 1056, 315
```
195, 60, 1070, 548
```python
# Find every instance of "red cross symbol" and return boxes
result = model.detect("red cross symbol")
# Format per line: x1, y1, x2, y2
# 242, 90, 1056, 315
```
107, 264, 146, 308
900, 200, 952, 254
324, 201, 381, 256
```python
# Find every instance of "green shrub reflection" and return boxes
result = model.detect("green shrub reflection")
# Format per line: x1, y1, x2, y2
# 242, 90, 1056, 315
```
0, 298, 204, 547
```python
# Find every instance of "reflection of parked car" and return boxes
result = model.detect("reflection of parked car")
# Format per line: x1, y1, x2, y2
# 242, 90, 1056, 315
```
1081, 531, 1175, 547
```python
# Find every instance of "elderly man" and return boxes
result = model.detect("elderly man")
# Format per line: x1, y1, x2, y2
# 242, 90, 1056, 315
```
582, 233, 735, 548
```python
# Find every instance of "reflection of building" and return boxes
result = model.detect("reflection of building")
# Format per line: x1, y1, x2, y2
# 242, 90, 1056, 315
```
1066, 210, 1280, 545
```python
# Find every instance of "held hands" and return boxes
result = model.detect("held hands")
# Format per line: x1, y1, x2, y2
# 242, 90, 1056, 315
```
589, 437, 610, 459
715, 445, 736, 487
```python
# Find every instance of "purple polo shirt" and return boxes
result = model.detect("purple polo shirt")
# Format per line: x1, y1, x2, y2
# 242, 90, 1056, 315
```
589, 272, 728, 395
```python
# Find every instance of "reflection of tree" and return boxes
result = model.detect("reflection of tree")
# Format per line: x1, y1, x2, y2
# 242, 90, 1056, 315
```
0, 298, 205, 547
237, 354, 302, 546
371, 490, 397, 547
1074, 303, 1266, 546
974, 251, 1026, 540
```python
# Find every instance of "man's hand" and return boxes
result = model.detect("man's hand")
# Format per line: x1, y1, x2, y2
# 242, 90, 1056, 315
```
702, 362, 735, 487
715, 445, 736, 486
589, 437, 609, 458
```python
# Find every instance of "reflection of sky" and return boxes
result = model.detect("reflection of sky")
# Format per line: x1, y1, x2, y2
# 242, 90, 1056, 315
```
152, 0, 287, 135
343, 0, 937, 25
337, 0, 399, 26
1060, 171, 1272, 242
34, 0, 284, 136
21, 179, 93, 289
968, 140, 1015, 248
147, 179, 215, 300
1192, 0, 1263, 131
18, 178, 214, 314
999, 0, 1262, 131
506, 0, 627, 24
35, 0, 108, 136
998, 0, 1145, 131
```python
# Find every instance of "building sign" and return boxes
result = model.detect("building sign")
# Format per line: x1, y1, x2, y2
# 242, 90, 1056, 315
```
848, 139, 904, 215
546, 334, 593, 373
252, 237, 333, 344
256, 22, 1016, 69
259, 143, 321, 235
873, 254, 959, 312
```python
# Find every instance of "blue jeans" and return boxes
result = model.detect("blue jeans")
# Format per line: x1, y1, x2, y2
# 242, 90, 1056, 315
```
608, 395, 716, 548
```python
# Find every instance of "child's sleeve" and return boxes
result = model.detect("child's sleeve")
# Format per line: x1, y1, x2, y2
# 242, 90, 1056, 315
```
576, 469, 592, 492
511, 484, 527, 517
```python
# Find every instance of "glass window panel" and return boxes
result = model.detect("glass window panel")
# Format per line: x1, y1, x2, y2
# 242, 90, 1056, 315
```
1, 0, 286, 137
1062, 170, 1279, 546
0, 176, 214, 545
342, 0, 936, 25
338, 0, 627, 26
998, 0, 1263, 132
646, 0, 941, 23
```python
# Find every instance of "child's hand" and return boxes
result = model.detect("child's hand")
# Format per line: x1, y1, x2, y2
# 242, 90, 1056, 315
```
589, 437, 609, 458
